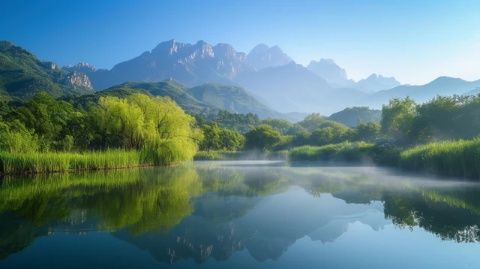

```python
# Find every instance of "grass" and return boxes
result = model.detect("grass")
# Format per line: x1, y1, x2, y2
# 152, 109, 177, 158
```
399, 138, 480, 179
0, 150, 149, 175
194, 150, 289, 161
289, 141, 375, 162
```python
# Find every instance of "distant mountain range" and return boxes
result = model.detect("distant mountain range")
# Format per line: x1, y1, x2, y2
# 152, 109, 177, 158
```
65, 39, 408, 113
2, 39, 480, 118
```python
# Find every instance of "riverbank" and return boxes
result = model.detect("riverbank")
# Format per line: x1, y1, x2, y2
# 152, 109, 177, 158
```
0, 150, 150, 175
287, 138, 480, 180
193, 138, 480, 180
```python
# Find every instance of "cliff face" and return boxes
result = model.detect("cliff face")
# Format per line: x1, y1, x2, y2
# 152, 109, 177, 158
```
67, 71, 93, 89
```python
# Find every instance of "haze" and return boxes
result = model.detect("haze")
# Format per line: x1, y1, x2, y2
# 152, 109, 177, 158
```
1, 0, 479, 84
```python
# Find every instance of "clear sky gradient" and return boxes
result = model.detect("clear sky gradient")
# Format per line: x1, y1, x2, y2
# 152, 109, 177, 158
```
1, 0, 479, 84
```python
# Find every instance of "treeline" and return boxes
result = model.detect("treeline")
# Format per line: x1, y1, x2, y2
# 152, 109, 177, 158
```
189, 94, 480, 153
197, 94, 480, 179
2, 90, 480, 178
0, 92, 201, 173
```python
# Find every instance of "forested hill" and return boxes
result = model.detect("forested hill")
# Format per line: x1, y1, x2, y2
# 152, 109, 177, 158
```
72, 80, 282, 119
0, 41, 94, 100
328, 107, 381, 127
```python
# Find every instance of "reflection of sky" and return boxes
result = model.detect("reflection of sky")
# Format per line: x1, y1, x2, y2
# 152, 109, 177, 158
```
3, 186, 480, 269
2, 164, 480, 268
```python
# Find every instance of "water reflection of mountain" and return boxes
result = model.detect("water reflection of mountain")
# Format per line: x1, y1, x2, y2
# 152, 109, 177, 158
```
1, 163, 480, 262
115, 189, 388, 264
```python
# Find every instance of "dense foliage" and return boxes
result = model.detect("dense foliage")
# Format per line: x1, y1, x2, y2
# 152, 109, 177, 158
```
0, 91, 201, 173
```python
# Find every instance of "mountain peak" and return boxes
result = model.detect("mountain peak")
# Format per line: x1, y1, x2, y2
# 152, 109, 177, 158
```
246, 44, 293, 70
151, 39, 186, 56
307, 58, 352, 88
356, 73, 400, 92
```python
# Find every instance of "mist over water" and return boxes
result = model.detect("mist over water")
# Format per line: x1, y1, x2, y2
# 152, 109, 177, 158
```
1, 161, 480, 268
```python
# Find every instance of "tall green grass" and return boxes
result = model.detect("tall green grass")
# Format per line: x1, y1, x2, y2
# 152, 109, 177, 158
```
289, 141, 375, 162
0, 150, 149, 175
399, 138, 480, 179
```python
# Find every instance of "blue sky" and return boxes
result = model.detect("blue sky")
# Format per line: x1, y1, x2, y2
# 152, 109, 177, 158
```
1, 0, 479, 84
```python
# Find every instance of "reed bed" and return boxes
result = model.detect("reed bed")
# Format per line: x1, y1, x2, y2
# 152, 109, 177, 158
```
289, 141, 375, 162
399, 138, 480, 179
0, 150, 148, 175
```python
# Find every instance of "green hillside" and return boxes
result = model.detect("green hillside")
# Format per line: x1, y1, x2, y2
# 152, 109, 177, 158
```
101, 81, 217, 115
329, 107, 381, 127
0, 41, 93, 99
187, 84, 281, 118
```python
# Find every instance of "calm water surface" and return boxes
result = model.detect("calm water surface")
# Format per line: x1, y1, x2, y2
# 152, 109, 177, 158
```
1, 160, 480, 268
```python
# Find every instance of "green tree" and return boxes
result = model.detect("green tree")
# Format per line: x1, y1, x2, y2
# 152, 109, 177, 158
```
0, 119, 38, 153
309, 122, 351, 145
245, 125, 282, 151
381, 98, 417, 144
200, 123, 221, 151
354, 122, 380, 142
10, 92, 76, 149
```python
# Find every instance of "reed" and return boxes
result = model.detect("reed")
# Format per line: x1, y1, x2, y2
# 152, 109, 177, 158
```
289, 141, 375, 162
399, 137, 480, 179
0, 150, 148, 175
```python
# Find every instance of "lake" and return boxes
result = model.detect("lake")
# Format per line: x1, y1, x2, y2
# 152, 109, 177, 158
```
1, 160, 480, 268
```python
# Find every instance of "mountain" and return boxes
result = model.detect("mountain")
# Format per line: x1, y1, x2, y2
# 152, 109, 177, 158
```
186, 84, 281, 118
235, 62, 367, 114
235, 62, 332, 112
328, 107, 381, 127
369, 76, 480, 107
0, 41, 93, 99
75, 40, 251, 90
102, 80, 216, 115
246, 44, 293, 70
95, 80, 280, 119
355, 74, 400, 93
307, 59, 354, 88
465, 88, 480, 96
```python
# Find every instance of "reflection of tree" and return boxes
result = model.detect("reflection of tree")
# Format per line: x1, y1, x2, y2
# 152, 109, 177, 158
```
2, 164, 480, 263
0, 166, 202, 258
383, 190, 480, 242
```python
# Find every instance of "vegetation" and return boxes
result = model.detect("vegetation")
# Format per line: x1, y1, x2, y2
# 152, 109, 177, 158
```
328, 106, 381, 127
199, 123, 244, 151
0, 41, 93, 99
399, 138, 480, 179
0, 91, 201, 174
1, 43, 480, 179
0, 150, 143, 175
289, 142, 374, 162
245, 125, 282, 150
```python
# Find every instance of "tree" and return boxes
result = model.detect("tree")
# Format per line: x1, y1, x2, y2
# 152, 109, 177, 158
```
0, 119, 38, 153
381, 98, 417, 144
309, 122, 351, 145
200, 123, 245, 151
200, 123, 221, 151
219, 128, 244, 151
354, 122, 380, 142
245, 125, 282, 151
261, 118, 293, 134
10, 92, 76, 150
92, 93, 201, 164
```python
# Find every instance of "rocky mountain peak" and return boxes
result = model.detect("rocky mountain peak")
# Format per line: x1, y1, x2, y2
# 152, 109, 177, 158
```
246, 44, 293, 70
67, 71, 93, 89
307, 58, 352, 87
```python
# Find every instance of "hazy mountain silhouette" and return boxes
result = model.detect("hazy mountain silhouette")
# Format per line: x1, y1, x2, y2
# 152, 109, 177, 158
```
246, 44, 293, 70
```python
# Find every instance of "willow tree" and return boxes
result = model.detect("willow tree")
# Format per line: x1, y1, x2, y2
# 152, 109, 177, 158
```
94, 93, 201, 164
